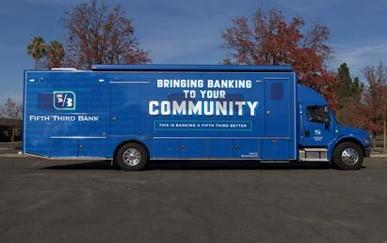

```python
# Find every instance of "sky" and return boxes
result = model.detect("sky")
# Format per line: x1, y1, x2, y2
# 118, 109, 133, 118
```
1, 0, 387, 103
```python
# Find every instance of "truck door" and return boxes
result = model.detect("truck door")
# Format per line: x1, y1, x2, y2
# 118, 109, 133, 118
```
300, 104, 334, 147
261, 78, 294, 160
109, 80, 147, 137
76, 74, 109, 157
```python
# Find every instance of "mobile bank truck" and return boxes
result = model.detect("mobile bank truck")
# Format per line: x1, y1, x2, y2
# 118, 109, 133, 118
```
23, 64, 371, 170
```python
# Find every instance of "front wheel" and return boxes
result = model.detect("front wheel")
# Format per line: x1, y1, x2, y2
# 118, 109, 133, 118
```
115, 143, 148, 171
332, 142, 364, 170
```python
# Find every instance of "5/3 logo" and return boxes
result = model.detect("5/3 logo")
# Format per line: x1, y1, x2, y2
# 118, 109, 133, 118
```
53, 91, 76, 110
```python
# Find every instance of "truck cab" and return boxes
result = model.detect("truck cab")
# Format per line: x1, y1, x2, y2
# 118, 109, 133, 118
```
297, 84, 371, 169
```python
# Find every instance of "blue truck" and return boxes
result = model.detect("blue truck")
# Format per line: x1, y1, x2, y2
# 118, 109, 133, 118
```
23, 64, 371, 170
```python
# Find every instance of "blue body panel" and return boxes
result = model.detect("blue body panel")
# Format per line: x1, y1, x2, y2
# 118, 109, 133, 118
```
23, 65, 297, 160
23, 64, 369, 161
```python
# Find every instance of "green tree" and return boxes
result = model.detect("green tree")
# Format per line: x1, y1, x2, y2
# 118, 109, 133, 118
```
27, 36, 47, 69
336, 63, 363, 102
46, 40, 65, 69
335, 63, 365, 127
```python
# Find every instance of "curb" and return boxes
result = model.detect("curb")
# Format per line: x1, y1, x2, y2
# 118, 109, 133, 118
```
370, 154, 387, 158
0, 153, 28, 158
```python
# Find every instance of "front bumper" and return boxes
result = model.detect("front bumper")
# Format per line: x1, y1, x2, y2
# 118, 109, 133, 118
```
364, 147, 371, 157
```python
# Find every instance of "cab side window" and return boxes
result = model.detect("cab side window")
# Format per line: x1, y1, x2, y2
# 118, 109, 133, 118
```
307, 106, 325, 123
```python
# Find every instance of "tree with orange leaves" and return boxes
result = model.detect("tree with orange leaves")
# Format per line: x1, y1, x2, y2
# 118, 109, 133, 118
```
64, 0, 150, 69
362, 63, 387, 134
222, 9, 338, 109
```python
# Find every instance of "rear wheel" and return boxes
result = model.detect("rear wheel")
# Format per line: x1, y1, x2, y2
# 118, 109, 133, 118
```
332, 142, 363, 170
115, 142, 148, 171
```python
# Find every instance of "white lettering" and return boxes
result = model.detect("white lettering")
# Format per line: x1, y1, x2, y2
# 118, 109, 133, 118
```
215, 101, 227, 116
149, 101, 159, 115
160, 101, 171, 115
157, 79, 163, 88
207, 80, 252, 89
149, 100, 258, 116
203, 101, 214, 115
156, 79, 204, 88
234, 101, 246, 116
247, 101, 258, 116
78, 115, 99, 121
188, 101, 202, 115
172, 101, 186, 115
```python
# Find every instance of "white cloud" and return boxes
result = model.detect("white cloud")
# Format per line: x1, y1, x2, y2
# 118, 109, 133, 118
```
331, 42, 387, 77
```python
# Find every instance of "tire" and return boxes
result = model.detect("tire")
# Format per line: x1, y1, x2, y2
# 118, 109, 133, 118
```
332, 142, 364, 170
115, 142, 148, 171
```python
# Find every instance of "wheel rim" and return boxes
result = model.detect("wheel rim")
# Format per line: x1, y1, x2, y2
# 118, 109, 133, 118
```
341, 148, 359, 166
122, 148, 142, 167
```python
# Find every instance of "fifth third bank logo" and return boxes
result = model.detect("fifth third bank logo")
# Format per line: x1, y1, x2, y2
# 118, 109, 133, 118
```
53, 91, 76, 110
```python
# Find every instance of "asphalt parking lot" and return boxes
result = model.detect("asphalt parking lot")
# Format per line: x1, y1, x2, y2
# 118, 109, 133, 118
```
0, 157, 387, 243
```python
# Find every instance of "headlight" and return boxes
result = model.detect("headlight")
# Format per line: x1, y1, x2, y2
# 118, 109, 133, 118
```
369, 132, 373, 140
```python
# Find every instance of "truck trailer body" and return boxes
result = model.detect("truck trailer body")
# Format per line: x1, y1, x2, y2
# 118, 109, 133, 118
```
23, 65, 371, 170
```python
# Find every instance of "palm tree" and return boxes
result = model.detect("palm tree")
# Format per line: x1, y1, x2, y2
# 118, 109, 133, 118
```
46, 41, 65, 69
27, 36, 46, 69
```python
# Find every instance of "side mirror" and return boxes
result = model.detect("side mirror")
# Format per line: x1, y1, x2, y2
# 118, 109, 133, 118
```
323, 106, 330, 128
